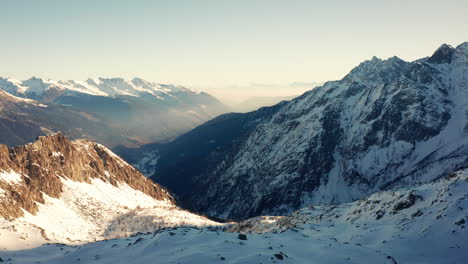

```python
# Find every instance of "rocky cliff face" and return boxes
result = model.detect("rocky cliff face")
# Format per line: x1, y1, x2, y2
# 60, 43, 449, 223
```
129, 43, 468, 220
0, 133, 173, 220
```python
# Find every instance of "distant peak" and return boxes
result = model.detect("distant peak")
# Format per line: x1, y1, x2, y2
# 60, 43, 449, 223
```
428, 44, 455, 64
344, 55, 408, 82
85, 78, 102, 85
131, 77, 146, 82
24, 76, 44, 83
456, 42, 468, 48
131, 77, 149, 85
438, 43, 454, 49
103, 77, 126, 82
455, 42, 468, 55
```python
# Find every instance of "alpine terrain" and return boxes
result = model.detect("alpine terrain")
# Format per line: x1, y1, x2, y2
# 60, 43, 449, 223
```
0, 77, 226, 147
2, 166, 467, 263
1, 44, 467, 264
121, 43, 468, 220
0, 133, 219, 250
0, 90, 137, 147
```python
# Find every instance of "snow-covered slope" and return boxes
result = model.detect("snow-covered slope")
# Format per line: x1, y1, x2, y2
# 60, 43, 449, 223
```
0, 77, 227, 145
131, 42, 468, 220
0, 77, 204, 100
2, 168, 466, 263
0, 134, 219, 250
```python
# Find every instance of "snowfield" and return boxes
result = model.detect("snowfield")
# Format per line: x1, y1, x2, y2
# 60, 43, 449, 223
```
1, 169, 467, 263
0, 176, 220, 251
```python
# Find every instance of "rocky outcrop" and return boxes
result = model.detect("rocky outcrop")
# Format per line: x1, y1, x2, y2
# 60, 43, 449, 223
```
0, 133, 174, 220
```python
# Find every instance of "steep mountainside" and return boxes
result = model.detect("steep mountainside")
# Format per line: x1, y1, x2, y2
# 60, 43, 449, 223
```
114, 102, 286, 186
0, 134, 219, 250
124, 43, 468, 220
3, 169, 466, 263
0, 77, 227, 145
0, 90, 134, 147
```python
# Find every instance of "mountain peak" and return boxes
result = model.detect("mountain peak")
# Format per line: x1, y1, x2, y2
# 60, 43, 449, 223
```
455, 42, 468, 55
428, 44, 455, 64
344, 55, 408, 83
21, 77, 51, 95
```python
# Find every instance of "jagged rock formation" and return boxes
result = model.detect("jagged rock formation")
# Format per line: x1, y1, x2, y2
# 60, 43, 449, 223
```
0, 77, 227, 146
0, 133, 173, 220
124, 42, 468, 220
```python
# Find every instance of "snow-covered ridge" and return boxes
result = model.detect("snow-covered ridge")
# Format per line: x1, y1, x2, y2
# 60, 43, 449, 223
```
0, 90, 47, 107
229, 168, 468, 234
224, 169, 468, 263
0, 76, 200, 98
2, 168, 466, 263
0, 75, 227, 146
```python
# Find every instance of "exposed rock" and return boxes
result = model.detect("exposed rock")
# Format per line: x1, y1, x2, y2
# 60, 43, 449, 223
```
375, 210, 385, 220
428, 44, 455, 64
393, 192, 422, 213
455, 218, 465, 226
0, 133, 174, 220
238, 234, 247, 240
274, 253, 284, 260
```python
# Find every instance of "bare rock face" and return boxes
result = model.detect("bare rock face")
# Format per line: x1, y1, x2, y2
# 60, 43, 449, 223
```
0, 133, 174, 219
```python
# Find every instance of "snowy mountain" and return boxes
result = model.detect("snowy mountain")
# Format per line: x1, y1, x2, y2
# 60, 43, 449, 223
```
0, 134, 219, 250
0, 77, 227, 145
2, 168, 466, 263
120, 42, 468, 220
0, 90, 136, 147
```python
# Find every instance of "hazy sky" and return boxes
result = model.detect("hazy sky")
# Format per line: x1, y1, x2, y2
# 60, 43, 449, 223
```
1, 0, 467, 100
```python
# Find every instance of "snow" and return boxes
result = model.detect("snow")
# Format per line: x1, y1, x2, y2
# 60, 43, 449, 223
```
183, 43, 468, 219
134, 151, 159, 177
1, 169, 467, 263
51, 152, 62, 157
0, 228, 392, 264
0, 176, 219, 250
0, 170, 23, 184
0, 76, 201, 100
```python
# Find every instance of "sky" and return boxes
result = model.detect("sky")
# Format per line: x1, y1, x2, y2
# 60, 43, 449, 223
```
1, 0, 467, 101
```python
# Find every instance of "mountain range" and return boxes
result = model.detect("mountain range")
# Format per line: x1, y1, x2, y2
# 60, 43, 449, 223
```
118, 43, 468, 220
0, 77, 227, 147
1, 43, 467, 263
1, 135, 466, 262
